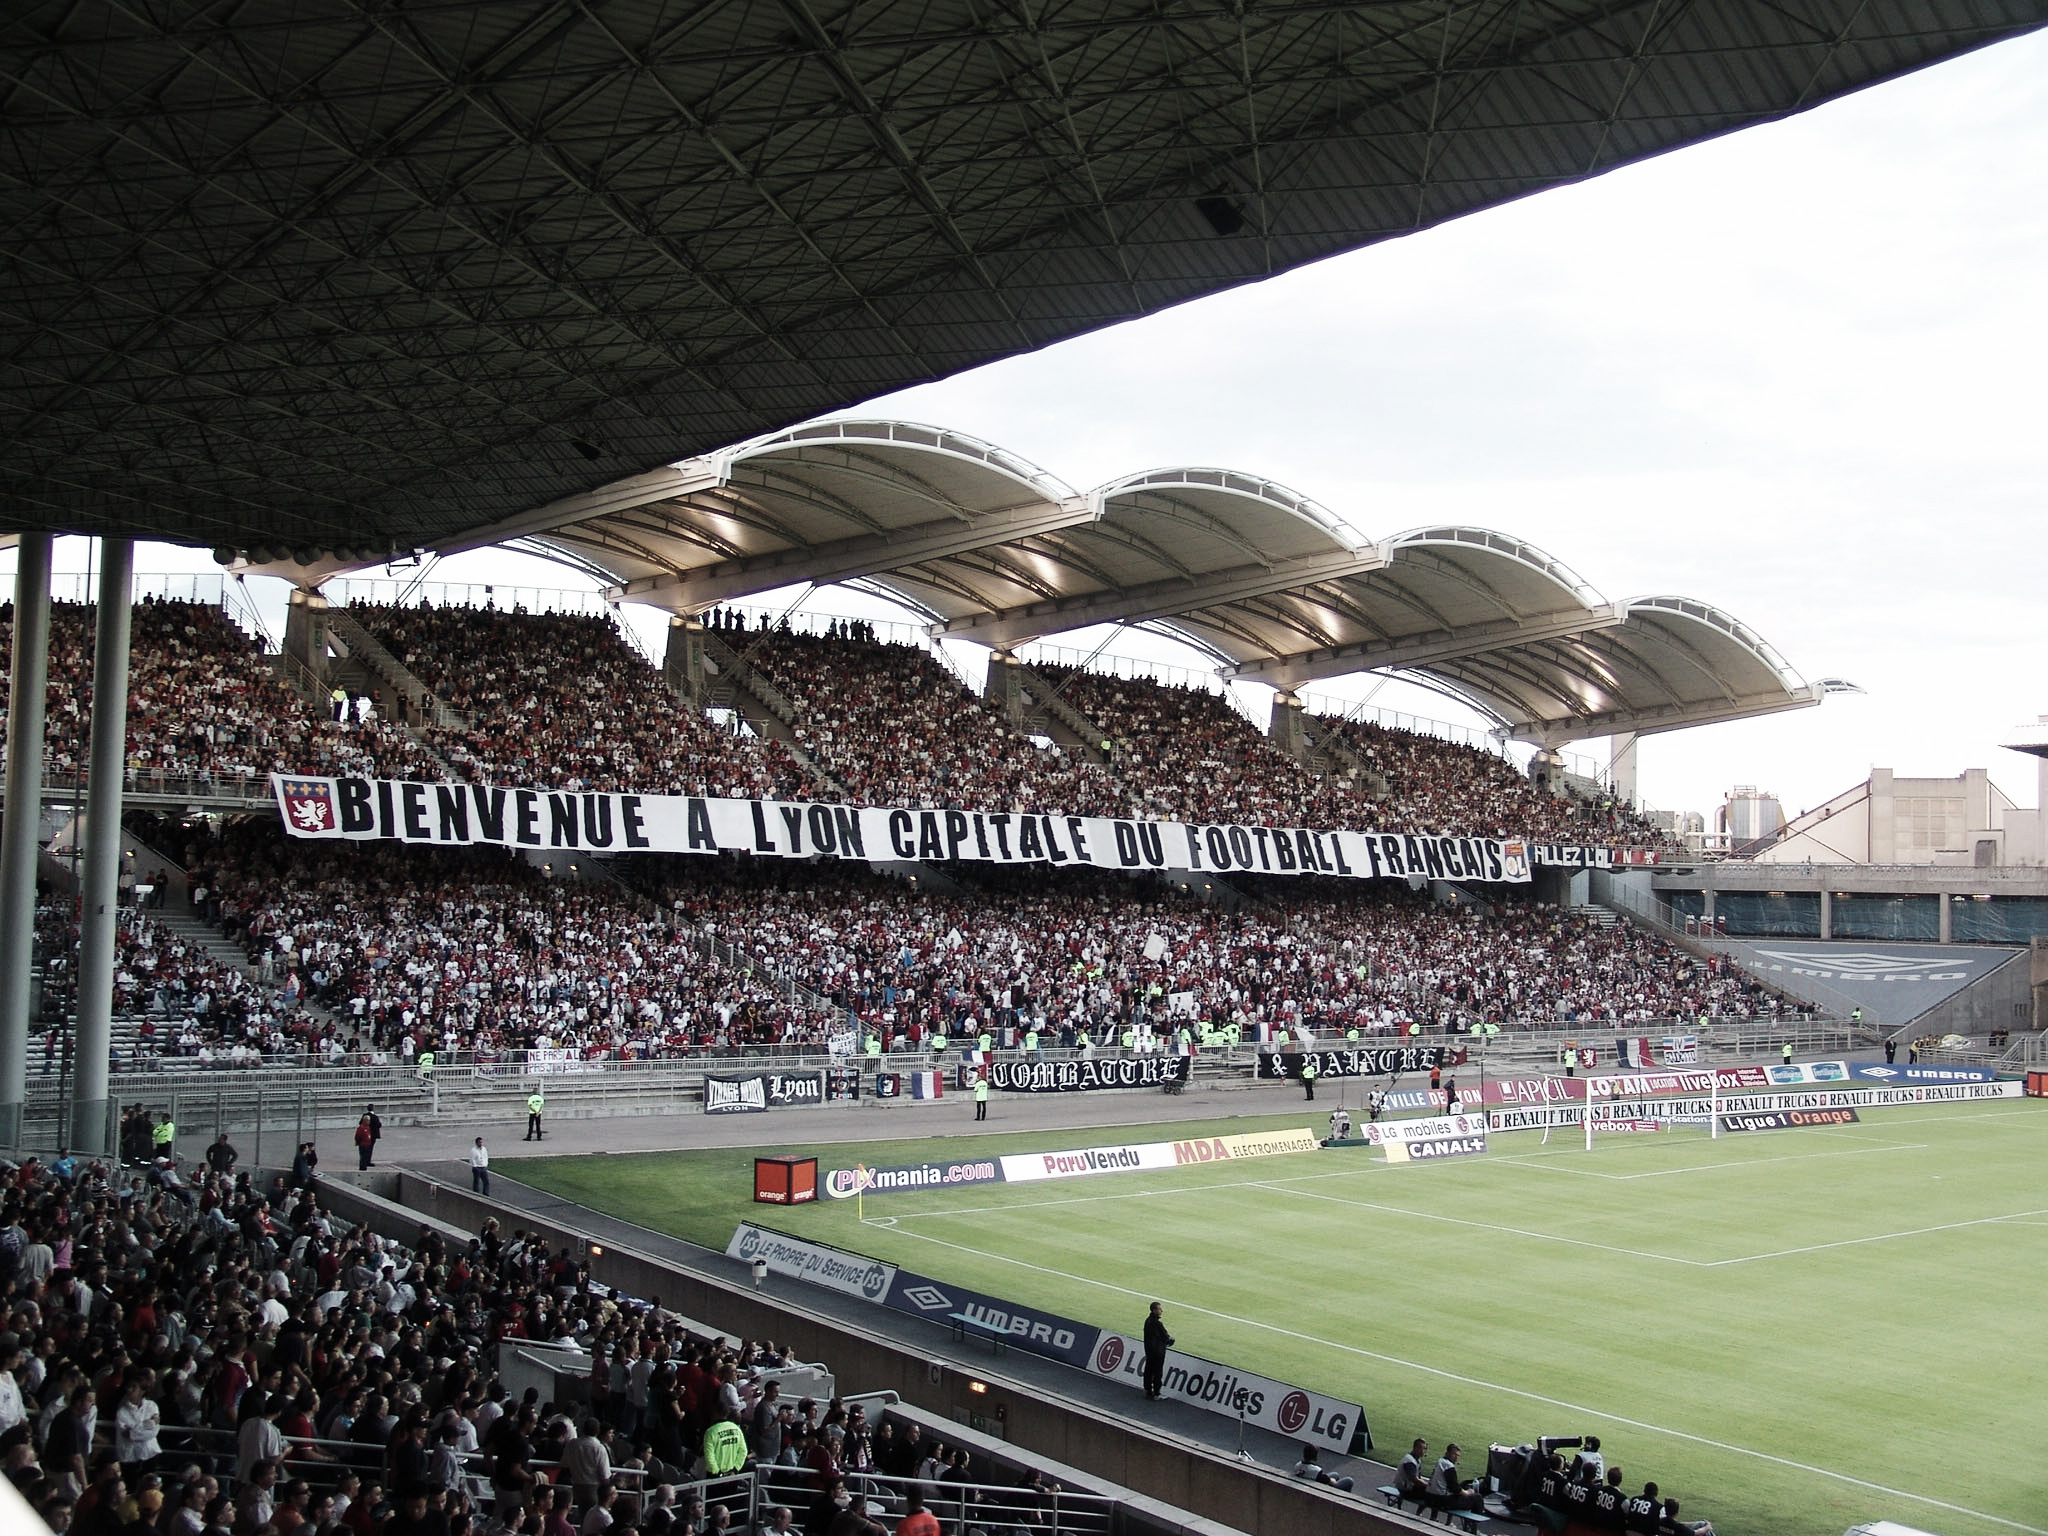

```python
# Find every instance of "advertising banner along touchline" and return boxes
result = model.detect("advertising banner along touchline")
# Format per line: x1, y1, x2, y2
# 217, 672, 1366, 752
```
1088, 1332, 1366, 1452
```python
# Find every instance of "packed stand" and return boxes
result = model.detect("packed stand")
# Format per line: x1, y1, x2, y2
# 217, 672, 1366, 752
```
1035, 667, 1359, 827
0, 1140, 977, 1536
1314, 716, 1666, 845
0, 599, 436, 789
38, 808, 1788, 1073
346, 604, 806, 802
720, 619, 1120, 816
173, 824, 838, 1065
670, 863, 1785, 1040
29, 899, 322, 1072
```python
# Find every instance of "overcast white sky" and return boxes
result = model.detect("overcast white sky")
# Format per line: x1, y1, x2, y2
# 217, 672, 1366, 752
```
10, 27, 2045, 824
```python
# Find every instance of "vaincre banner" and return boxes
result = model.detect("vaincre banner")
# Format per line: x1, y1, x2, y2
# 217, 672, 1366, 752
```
274, 775, 1644, 882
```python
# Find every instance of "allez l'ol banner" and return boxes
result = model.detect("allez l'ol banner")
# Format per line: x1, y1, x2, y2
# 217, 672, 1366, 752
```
272, 774, 1646, 883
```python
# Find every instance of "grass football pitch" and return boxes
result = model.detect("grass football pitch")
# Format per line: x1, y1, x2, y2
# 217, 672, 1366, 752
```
513, 1098, 2045, 1536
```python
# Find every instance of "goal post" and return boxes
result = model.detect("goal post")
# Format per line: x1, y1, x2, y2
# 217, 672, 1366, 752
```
1584, 1069, 1721, 1149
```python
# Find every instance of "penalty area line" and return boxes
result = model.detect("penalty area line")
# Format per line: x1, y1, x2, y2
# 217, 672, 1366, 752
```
875, 1221, 2048, 1536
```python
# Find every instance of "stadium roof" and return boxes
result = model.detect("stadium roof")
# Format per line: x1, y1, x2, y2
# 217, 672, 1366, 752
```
5, 1, 2046, 558
436, 416, 1833, 746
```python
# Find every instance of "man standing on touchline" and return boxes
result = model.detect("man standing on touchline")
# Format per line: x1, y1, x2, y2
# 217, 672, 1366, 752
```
470, 1137, 491, 1195
1142, 1301, 1174, 1400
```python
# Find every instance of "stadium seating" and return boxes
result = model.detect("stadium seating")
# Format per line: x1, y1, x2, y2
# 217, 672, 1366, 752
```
1312, 715, 1663, 845
58, 820, 1784, 1068
5, 598, 1668, 851
1040, 664, 1357, 827
735, 625, 1120, 815
346, 603, 807, 802
0, 598, 438, 787
0, 1142, 943, 1534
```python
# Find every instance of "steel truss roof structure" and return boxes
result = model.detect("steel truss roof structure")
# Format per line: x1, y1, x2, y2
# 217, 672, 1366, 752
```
5, 1, 2046, 558
463, 417, 1834, 746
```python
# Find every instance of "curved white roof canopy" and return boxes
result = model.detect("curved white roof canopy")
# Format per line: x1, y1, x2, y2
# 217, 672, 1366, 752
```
1414, 596, 1828, 747
325, 421, 1829, 748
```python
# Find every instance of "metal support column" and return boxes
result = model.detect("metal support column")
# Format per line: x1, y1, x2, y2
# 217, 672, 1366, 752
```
72, 539, 133, 1158
0, 533, 54, 1149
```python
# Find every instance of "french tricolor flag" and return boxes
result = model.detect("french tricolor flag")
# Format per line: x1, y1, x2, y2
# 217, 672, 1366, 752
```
908, 1071, 943, 1100
1617, 1038, 1655, 1069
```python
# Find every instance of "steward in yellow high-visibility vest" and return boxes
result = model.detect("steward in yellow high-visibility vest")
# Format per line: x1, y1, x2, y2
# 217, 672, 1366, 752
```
701, 1416, 749, 1475
526, 1090, 545, 1141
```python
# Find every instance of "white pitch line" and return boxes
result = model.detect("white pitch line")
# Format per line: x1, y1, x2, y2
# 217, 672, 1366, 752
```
873, 1221, 2048, 1536
1701, 1206, 2048, 1267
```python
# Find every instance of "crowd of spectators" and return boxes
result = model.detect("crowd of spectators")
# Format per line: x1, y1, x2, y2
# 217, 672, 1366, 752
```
39, 816, 1787, 1072
1036, 668, 1356, 828
0, 1135, 1049, 1536
28, 899, 322, 1072
0, 600, 436, 790
6, 597, 1671, 852
345, 606, 804, 804
1313, 717, 1664, 845
668, 863, 1782, 1042
731, 630, 1115, 816
155, 828, 837, 1067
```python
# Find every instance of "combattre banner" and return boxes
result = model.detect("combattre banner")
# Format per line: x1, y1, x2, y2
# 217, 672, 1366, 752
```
272, 774, 1645, 883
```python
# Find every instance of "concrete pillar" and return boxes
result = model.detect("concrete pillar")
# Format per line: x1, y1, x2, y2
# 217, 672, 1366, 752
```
1818, 887, 1833, 941
1938, 890, 1952, 944
282, 586, 329, 685
0, 533, 54, 1149
1609, 732, 1639, 806
1868, 768, 1894, 863
72, 539, 133, 1159
1702, 887, 1716, 924
664, 616, 705, 702
984, 650, 1023, 722
1267, 690, 1305, 758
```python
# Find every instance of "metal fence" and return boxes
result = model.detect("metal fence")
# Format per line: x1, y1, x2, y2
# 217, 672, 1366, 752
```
0, 1013, 1875, 1150
155, 1422, 754, 1522
145, 1421, 1116, 1536
322, 577, 618, 616
757, 1464, 1116, 1536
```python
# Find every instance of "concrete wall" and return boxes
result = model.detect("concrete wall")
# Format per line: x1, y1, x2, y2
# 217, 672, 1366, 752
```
1898, 949, 2034, 1041
375, 1174, 1426, 1536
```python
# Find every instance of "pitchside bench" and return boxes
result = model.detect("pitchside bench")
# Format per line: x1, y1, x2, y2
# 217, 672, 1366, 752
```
1378, 1486, 1489, 1534
948, 1312, 1008, 1354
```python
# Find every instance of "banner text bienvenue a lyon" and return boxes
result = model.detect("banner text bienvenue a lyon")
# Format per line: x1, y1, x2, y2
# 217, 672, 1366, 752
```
274, 776, 1642, 882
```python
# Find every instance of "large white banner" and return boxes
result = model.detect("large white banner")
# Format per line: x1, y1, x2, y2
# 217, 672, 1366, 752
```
272, 774, 1644, 882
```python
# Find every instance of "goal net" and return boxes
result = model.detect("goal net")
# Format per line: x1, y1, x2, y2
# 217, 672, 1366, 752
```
1582, 1069, 1722, 1150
